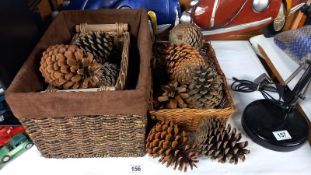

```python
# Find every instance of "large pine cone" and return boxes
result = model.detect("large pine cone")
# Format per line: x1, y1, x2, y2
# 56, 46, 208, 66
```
72, 32, 113, 64
195, 118, 250, 164
146, 121, 198, 172
164, 44, 206, 84
39, 44, 103, 89
169, 23, 203, 49
186, 65, 224, 109
157, 81, 189, 109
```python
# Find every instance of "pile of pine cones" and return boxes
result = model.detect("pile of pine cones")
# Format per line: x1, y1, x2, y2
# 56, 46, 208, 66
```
146, 119, 250, 172
39, 31, 120, 90
154, 23, 224, 109
148, 24, 250, 172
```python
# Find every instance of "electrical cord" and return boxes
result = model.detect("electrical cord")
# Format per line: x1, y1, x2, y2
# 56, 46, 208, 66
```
231, 75, 286, 108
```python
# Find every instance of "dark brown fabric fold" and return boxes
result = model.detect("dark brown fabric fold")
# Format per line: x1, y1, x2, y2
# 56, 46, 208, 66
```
5, 9, 152, 119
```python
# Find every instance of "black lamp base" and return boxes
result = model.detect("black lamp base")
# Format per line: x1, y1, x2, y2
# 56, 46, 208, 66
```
242, 99, 309, 152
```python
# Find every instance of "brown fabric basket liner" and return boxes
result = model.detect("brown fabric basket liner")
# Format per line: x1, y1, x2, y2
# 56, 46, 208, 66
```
5, 9, 152, 119
150, 43, 236, 132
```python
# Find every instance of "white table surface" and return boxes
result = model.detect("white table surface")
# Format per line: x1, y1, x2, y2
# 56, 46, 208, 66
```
1, 41, 311, 175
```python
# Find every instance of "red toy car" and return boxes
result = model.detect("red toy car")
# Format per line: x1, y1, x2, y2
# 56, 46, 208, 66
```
0, 126, 25, 147
181, 0, 306, 37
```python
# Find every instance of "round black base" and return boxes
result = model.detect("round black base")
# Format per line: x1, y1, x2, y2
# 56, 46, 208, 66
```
242, 99, 309, 152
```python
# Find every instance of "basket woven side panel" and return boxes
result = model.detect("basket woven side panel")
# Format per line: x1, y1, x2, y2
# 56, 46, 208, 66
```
21, 115, 147, 158
115, 32, 130, 90
150, 42, 236, 132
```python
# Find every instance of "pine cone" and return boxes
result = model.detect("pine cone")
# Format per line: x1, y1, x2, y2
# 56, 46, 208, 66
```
195, 118, 250, 164
72, 32, 113, 64
164, 44, 206, 84
169, 23, 203, 49
39, 44, 103, 89
186, 65, 224, 109
157, 81, 189, 109
146, 121, 198, 172
153, 42, 170, 70
100, 62, 119, 87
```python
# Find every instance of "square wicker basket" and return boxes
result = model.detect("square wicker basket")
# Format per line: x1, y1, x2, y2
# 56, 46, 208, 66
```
5, 9, 152, 158
150, 42, 236, 132
71, 23, 130, 91
69, 23, 130, 91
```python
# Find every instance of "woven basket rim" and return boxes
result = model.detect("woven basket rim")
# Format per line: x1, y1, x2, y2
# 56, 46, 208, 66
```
150, 106, 235, 113
204, 42, 236, 111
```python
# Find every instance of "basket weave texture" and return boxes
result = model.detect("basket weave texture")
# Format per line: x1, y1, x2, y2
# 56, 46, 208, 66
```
22, 115, 146, 158
150, 42, 236, 132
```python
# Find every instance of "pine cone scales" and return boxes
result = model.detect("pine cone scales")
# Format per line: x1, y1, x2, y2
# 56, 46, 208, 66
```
187, 66, 224, 109
146, 121, 198, 172
169, 23, 203, 49
72, 32, 113, 64
39, 44, 103, 89
100, 62, 119, 86
164, 44, 206, 84
195, 118, 250, 164
157, 81, 189, 109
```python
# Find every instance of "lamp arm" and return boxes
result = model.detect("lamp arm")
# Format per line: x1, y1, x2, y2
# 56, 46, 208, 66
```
285, 61, 311, 106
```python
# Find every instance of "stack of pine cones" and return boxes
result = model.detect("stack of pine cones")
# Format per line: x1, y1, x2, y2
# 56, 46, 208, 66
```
154, 23, 224, 109
148, 24, 250, 172
39, 31, 120, 90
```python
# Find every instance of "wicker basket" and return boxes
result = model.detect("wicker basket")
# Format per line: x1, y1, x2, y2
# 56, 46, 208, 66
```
150, 42, 236, 132
5, 10, 152, 158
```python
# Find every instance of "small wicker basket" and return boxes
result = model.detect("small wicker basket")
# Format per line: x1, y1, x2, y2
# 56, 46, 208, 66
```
72, 23, 129, 91
150, 42, 236, 132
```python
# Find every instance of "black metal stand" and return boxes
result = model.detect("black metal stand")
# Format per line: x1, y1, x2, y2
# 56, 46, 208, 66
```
242, 61, 311, 151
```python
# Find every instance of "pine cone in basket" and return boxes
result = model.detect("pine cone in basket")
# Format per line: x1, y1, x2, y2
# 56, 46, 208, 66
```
100, 62, 119, 87
195, 118, 250, 164
169, 23, 203, 49
186, 65, 224, 109
164, 44, 206, 84
39, 44, 103, 89
146, 120, 198, 172
72, 32, 113, 64
157, 81, 189, 109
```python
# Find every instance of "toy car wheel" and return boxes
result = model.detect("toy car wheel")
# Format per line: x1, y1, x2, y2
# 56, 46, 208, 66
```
1, 155, 10, 163
265, 2, 286, 37
25, 143, 33, 149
